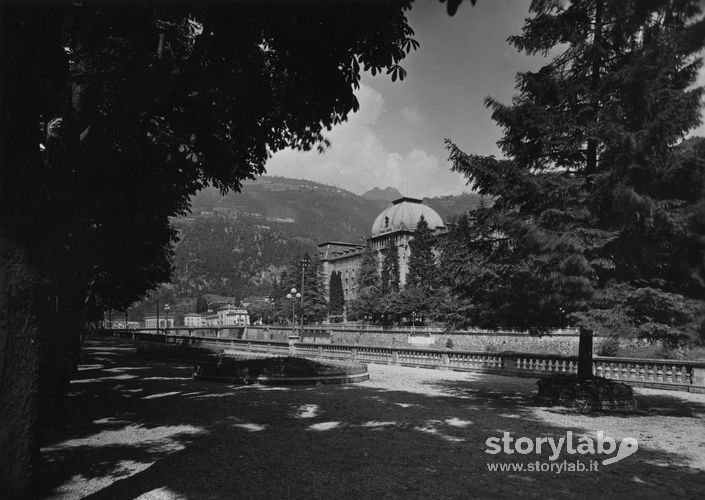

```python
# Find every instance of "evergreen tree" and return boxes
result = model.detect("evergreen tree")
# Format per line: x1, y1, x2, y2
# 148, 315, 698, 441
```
302, 257, 329, 324
275, 270, 295, 324
380, 241, 400, 294
446, 0, 705, 338
195, 296, 209, 314
401, 215, 440, 323
328, 271, 345, 318
349, 246, 381, 322
406, 215, 437, 290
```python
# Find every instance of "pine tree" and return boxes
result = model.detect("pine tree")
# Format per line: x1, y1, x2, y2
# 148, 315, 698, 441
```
349, 246, 381, 322
381, 241, 400, 294
446, 0, 705, 338
328, 271, 345, 317
195, 296, 209, 314
406, 215, 437, 290
302, 257, 328, 324
400, 215, 440, 323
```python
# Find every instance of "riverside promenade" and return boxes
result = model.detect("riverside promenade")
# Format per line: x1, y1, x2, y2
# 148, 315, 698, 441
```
38, 337, 705, 499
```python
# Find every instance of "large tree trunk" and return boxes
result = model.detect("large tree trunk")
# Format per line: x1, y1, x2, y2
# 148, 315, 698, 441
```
0, 5, 55, 496
0, 229, 42, 498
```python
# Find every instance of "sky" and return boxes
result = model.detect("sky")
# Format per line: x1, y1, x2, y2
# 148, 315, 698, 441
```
265, 0, 705, 198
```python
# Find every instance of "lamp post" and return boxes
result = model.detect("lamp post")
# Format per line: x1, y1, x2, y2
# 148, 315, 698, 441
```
164, 303, 170, 335
300, 256, 310, 337
286, 287, 301, 337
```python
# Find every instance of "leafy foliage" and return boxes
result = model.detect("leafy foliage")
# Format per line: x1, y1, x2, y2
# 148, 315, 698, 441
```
2, 0, 418, 325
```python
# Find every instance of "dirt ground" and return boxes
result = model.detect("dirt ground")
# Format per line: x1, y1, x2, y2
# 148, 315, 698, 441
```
37, 337, 705, 499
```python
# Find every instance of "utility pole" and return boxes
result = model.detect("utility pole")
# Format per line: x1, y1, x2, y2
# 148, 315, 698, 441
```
300, 255, 310, 337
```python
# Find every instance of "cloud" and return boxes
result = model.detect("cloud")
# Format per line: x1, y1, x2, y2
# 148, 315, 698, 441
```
400, 106, 424, 124
265, 84, 469, 197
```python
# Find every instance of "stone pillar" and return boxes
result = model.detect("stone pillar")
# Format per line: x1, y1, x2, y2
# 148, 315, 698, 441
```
502, 352, 516, 374
691, 364, 705, 394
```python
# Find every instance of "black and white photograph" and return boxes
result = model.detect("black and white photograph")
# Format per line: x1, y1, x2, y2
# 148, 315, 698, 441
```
1, 0, 705, 498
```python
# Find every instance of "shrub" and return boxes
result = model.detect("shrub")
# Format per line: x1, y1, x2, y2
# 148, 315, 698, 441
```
597, 336, 620, 357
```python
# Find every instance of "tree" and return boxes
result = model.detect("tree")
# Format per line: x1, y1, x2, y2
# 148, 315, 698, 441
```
446, 0, 705, 343
195, 296, 209, 314
406, 215, 437, 290
438, 213, 480, 328
302, 257, 329, 324
380, 241, 400, 295
401, 215, 440, 321
328, 271, 345, 318
0, 2, 418, 494
349, 246, 381, 322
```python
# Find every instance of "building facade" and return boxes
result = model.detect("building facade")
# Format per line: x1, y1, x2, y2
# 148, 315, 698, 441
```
144, 316, 175, 329
319, 197, 445, 306
217, 305, 250, 326
184, 313, 207, 328
183, 306, 250, 327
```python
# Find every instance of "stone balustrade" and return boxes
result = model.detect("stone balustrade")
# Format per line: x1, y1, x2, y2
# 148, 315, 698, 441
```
96, 329, 705, 393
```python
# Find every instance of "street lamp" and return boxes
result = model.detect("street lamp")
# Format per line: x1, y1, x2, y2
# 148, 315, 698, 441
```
299, 256, 310, 337
286, 287, 301, 337
164, 303, 170, 334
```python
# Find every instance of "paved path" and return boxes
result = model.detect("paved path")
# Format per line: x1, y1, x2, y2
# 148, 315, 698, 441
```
38, 338, 705, 499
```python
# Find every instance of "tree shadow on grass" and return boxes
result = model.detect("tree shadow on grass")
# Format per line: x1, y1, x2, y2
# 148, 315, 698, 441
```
37, 338, 705, 499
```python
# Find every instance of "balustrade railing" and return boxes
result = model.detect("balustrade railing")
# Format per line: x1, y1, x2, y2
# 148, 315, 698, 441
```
95, 329, 705, 393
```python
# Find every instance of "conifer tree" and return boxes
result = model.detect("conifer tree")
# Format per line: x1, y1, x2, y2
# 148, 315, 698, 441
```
302, 257, 328, 324
446, 0, 705, 336
381, 241, 400, 294
328, 271, 345, 318
349, 246, 381, 322
401, 215, 440, 323
406, 215, 437, 290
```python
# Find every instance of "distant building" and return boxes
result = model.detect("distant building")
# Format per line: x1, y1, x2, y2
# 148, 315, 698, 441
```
319, 197, 446, 305
184, 313, 207, 328
182, 306, 250, 327
217, 305, 250, 326
144, 316, 175, 329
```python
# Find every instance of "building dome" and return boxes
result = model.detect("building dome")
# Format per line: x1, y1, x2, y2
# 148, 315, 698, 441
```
371, 197, 444, 237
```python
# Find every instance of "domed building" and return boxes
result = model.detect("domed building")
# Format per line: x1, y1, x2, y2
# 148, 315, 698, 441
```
318, 197, 446, 309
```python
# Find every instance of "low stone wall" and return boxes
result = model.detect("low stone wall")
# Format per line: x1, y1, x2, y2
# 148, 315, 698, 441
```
243, 326, 608, 356
96, 331, 705, 393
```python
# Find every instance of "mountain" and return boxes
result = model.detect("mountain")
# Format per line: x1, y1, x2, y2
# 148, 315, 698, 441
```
361, 186, 403, 202
423, 192, 488, 222
168, 176, 485, 302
